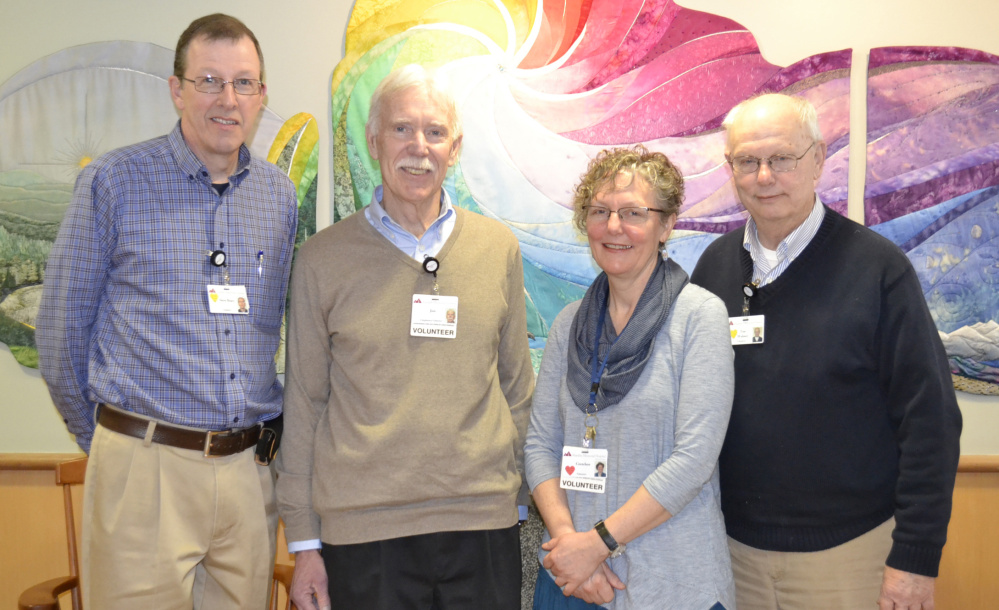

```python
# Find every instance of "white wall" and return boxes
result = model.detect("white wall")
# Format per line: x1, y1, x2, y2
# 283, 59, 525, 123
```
1, 0, 996, 453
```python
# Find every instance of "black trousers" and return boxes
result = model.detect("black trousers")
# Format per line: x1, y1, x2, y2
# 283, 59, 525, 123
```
323, 525, 522, 610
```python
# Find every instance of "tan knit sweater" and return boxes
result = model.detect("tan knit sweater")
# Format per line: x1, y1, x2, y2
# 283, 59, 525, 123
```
276, 208, 535, 545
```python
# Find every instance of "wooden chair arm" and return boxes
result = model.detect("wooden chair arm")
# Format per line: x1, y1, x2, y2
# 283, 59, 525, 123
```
272, 563, 298, 610
273, 563, 295, 590
18, 575, 78, 610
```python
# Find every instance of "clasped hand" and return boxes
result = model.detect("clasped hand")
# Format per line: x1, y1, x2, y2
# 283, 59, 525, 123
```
541, 530, 625, 604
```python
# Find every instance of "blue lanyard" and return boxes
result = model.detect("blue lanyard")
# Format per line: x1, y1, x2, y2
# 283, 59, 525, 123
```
588, 301, 621, 411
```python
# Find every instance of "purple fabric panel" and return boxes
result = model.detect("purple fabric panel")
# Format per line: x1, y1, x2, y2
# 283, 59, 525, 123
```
865, 159, 999, 226
762, 49, 853, 92
870, 46, 999, 70
865, 56, 999, 225
672, 49, 853, 137
867, 65, 999, 137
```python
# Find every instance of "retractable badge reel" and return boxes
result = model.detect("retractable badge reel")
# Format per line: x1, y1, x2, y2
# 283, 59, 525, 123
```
423, 256, 440, 295
742, 282, 756, 315
208, 249, 229, 284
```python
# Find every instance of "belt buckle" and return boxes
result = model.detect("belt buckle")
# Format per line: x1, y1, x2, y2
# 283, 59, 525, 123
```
204, 429, 225, 458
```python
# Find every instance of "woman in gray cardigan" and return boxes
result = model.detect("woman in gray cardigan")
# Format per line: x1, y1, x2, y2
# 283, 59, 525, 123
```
525, 146, 736, 610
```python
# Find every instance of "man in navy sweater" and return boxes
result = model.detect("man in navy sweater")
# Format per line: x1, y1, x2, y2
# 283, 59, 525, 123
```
692, 94, 961, 610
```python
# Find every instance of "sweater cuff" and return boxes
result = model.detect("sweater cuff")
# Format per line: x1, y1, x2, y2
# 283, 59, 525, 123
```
885, 541, 943, 578
516, 479, 531, 506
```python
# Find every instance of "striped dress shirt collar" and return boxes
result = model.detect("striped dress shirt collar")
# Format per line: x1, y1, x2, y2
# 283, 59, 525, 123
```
742, 196, 825, 287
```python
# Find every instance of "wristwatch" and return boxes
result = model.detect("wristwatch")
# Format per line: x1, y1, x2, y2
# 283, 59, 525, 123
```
594, 520, 626, 558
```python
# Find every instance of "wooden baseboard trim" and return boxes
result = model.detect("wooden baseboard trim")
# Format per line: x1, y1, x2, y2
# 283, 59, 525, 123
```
958, 455, 999, 473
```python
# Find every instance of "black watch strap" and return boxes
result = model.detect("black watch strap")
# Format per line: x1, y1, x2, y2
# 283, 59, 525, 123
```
594, 519, 618, 553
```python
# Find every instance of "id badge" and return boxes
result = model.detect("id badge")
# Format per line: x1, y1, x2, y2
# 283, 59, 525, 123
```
410, 294, 458, 338
207, 284, 249, 315
560, 446, 608, 494
729, 315, 764, 345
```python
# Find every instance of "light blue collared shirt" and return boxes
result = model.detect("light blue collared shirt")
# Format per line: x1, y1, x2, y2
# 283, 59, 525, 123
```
742, 196, 825, 287
364, 185, 456, 261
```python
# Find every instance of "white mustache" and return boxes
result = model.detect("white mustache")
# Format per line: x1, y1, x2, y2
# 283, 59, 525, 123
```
397, 157, 434, 171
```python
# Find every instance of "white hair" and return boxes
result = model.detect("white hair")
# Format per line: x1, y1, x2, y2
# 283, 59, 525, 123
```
723, 93, 823, 142
365, 64, 462, 140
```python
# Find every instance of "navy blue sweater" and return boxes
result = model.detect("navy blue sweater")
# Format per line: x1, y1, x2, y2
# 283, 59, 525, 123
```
691, 207, 962, 577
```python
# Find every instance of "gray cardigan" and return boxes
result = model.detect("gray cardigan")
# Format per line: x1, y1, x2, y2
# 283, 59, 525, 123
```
525, 283, 736, 609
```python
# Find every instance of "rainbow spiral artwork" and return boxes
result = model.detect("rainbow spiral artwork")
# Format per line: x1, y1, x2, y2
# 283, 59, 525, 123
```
329, 0, 852, 346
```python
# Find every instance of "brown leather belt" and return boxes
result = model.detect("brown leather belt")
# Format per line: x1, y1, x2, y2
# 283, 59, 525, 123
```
97, 405, 262, 457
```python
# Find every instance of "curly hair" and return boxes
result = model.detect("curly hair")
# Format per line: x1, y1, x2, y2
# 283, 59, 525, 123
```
572, 145, 684, 235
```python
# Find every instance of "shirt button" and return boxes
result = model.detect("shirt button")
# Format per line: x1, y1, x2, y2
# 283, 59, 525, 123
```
233, 416, 239, 423
224, 329, 231, 336
230, 373, 236, 380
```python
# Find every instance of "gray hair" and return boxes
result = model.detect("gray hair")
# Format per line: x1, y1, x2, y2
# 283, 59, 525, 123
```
365, 64, 462, 140
722, 93, 823, 142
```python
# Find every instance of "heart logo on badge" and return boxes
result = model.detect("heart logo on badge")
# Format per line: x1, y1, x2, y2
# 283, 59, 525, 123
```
210, 293, 219, 302
565, 465, 575, 475
730, 329, 737, 338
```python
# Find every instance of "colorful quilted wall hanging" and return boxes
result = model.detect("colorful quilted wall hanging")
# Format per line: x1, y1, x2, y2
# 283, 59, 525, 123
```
866, 47, 999, 394
330, 0, 851, 358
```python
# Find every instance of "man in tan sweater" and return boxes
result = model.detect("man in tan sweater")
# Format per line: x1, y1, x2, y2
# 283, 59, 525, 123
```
276, 64, 535, 610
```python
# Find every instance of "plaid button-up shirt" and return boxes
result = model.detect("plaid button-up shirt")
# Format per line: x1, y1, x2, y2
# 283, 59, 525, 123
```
37, 122, 298, 452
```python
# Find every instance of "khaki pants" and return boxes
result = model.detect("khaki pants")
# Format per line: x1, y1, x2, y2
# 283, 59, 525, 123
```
82, 422, 278, 609
728, 518, 894, 610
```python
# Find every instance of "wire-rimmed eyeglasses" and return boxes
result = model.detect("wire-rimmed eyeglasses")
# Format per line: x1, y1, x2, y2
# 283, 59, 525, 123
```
182, 76, 264, 96
583, 205, 667, 225
728, 142, 816, 175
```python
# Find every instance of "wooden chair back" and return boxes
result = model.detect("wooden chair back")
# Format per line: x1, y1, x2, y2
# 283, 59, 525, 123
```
18, 456, 295, 610
17, 456, 86, 610
55, 457, 86, 610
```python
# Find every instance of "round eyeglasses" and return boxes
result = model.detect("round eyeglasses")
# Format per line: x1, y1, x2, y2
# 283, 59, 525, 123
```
728, 142, 816, 175
583, 205, 667, 225
182, 76, 263, 96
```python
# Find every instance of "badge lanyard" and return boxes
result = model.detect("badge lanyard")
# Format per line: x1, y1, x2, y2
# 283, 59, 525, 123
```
585, 303, 621, 448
